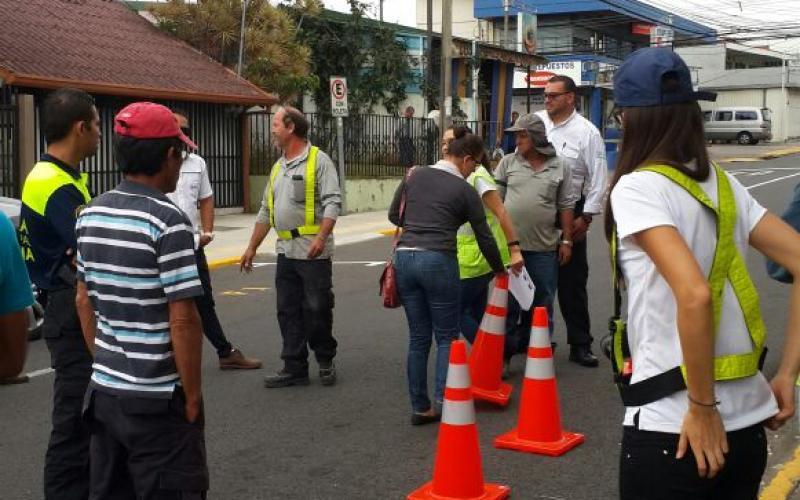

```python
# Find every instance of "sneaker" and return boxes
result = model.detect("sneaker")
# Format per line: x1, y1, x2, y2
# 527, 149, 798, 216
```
319, 361, 337, 386
263, 370, 310, 388
0, 375, 29, 385
219, 348, 262, 370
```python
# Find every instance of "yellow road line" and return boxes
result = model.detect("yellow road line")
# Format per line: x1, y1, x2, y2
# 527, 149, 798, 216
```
719, 157, 763, 163
207, 257, 240, 270
221, 290, 247, 297
378, 228, 397, 236
761, 147, 800, 160
761, 445, 800, 500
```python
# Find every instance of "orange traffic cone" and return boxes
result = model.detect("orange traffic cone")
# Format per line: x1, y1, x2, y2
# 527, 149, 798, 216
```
494, 307, 584, 457
469, 274, 513, 406
408, 340, 510, 500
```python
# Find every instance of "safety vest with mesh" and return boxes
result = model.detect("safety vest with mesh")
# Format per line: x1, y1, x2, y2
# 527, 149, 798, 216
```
20, 161, 91, 288
456, 166, 510, 279
266, 147, 320, 241
609, 163, 766, 407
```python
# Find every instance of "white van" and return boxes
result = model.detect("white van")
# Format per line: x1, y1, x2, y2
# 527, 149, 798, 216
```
703, 107, 772, 145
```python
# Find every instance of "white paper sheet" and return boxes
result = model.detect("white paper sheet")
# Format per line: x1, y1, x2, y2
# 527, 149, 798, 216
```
508, 267, 535, 311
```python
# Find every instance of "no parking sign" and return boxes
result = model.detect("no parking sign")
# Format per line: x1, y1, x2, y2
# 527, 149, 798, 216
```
330, 76, 349, 117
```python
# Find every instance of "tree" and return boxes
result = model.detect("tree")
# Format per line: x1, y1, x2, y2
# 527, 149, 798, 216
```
149, 0, 316, 102
284, 0, 413, 115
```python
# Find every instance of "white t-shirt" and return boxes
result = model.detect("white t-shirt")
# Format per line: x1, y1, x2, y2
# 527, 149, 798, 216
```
610, 166, 778, 433
166, 153, 213, 233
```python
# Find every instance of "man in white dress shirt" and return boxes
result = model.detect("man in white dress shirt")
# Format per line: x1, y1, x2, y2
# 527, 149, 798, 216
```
536, 75, 607, 367
168, 111, 261, 370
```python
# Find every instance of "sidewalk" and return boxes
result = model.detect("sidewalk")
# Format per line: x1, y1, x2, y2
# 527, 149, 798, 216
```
205, 210, 392, 269
710, 141, 800, 163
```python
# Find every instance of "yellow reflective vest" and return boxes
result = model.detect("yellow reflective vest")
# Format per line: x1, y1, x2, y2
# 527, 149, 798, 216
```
266, 147, 320, 241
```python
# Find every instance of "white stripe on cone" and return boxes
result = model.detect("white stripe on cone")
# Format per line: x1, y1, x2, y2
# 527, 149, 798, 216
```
441, 399, 476, 426
479, 313, 506, 336
446, 363, 471, 389
529, 325, 549, 349
525, 357, 555, 380
487, 288, 508, 307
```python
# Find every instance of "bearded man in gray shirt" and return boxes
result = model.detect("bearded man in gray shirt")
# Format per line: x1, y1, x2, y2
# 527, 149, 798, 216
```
240, 107, 341, 388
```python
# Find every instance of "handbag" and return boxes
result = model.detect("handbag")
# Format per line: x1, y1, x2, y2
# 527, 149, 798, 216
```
379, 168, 414, 308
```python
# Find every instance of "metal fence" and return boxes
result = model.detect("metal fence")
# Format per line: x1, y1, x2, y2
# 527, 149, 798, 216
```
0, 104, 19, 198
248, 111, 498, 178
31, 96, 244, 207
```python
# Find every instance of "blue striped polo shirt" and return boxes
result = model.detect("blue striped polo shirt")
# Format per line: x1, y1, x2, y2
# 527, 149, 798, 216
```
76, 179, 202, 399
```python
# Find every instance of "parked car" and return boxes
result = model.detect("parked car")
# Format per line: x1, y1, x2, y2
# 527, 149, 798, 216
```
0, 196, 44, 341
703, 107, 772, 145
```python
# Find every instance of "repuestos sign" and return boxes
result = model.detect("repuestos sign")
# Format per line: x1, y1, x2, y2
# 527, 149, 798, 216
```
514, 61, 583, 89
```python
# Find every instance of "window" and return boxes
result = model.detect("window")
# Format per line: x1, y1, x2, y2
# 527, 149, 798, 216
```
715, 111, 733, 121
762, 109, 772, 121
735, 111, 758, 121
703, 111, 712, 122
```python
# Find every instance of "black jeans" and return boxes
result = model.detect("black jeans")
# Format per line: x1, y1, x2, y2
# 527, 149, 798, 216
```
195, 248, 233, 358
43, 287, 92, 500
275, 255, 337, 375
620, 423, 767, 500
84, 389, 209, 500
557, 197, 593, 347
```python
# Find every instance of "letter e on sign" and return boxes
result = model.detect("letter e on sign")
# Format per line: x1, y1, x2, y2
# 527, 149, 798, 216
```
330, 76, 349, 117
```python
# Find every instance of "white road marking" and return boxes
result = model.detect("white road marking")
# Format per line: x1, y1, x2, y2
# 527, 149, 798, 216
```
744, 172, 800, 191
253, 261, 384, 267
26, 368, 54, 379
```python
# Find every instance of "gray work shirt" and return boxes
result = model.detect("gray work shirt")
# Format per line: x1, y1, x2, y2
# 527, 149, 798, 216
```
494, 153, 578, 252
256, 144, 341, 260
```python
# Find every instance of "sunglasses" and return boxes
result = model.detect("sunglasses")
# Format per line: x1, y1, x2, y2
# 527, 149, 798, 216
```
543, 91, 571, 100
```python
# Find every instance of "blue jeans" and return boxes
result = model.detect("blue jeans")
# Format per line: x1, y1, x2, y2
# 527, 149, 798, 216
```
459, 273, 493, 344
394, 250, 461, 413
506, 250, 558, 356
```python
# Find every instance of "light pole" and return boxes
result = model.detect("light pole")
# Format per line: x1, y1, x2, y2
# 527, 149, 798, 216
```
236, 0, 250, 77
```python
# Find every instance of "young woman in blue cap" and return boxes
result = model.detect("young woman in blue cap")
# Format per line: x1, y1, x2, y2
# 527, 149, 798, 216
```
607, 47, 800, 499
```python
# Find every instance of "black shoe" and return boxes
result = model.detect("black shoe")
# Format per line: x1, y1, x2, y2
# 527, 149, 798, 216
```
551, 341, 557, 354
501, 358, 511, 380
319, 361, 337, 386
263, 370, 310, 388
569, 345, 599, 368
411, 412, 441, 426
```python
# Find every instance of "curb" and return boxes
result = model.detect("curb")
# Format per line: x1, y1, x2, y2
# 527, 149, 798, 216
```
760, 147, 800, 160
761, 445, 800, 500
206, 229, 396, 271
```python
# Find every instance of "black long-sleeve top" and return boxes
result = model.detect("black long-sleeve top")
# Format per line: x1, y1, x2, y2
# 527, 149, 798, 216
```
388, 165, 504, 273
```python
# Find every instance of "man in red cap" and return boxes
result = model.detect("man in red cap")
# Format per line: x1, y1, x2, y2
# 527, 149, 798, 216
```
75, 102, 209, 498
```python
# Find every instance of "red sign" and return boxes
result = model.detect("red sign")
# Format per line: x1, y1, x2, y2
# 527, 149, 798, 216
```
526, 71, 556, 87
631, 22, 654, 35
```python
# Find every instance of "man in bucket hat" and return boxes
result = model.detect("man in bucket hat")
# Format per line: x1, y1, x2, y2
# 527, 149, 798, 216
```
495, 113, 579, 376
75, 102, 209, 499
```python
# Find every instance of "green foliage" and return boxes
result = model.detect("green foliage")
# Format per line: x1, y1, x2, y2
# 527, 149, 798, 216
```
149, 0, 316, 101
284, 0, 413, 116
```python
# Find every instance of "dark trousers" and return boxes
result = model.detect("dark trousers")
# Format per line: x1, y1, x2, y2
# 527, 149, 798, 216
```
275, 255, 337, 375
620, 423, 766, 500
558, 197, 593, 347
506, 251, 558, 357
459, 273, 492, 344
85, 389, 209, 500
195, 248, 233, 358
43, 287, 92, 500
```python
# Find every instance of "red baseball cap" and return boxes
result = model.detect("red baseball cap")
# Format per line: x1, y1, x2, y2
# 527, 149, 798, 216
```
114, 102, 197, 150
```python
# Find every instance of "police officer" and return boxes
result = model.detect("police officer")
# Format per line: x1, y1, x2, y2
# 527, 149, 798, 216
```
240, 106, 341, 388
19, 87, 100, 500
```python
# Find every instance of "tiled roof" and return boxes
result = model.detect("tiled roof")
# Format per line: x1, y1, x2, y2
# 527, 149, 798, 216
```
0, 0, 276, 105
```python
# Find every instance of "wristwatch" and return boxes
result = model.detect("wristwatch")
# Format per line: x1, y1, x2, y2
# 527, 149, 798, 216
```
560, 239, 573, 247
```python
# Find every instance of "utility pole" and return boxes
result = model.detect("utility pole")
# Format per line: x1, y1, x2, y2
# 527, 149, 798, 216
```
503, 0, 510, 49
440, 0, 452, 136
236, 0, 249, 76
426, 0, 433, 115
783, 57, 789, 142
379, 0, 384, 22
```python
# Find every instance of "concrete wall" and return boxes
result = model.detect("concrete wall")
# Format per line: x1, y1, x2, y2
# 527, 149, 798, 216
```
416, 0, 483, 40
248, 176, 402, 214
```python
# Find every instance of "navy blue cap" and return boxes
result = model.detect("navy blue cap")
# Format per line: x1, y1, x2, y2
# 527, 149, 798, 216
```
613, 47, 716, 107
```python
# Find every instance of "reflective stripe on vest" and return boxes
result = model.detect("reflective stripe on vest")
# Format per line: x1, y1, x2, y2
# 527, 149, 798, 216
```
457, 166, 510, 278
624, 163, 765, 383
266, 147, 320, 241
21, 162, 91, 216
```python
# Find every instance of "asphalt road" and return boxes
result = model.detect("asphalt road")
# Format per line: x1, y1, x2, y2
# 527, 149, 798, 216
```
3, 156, 800, 499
